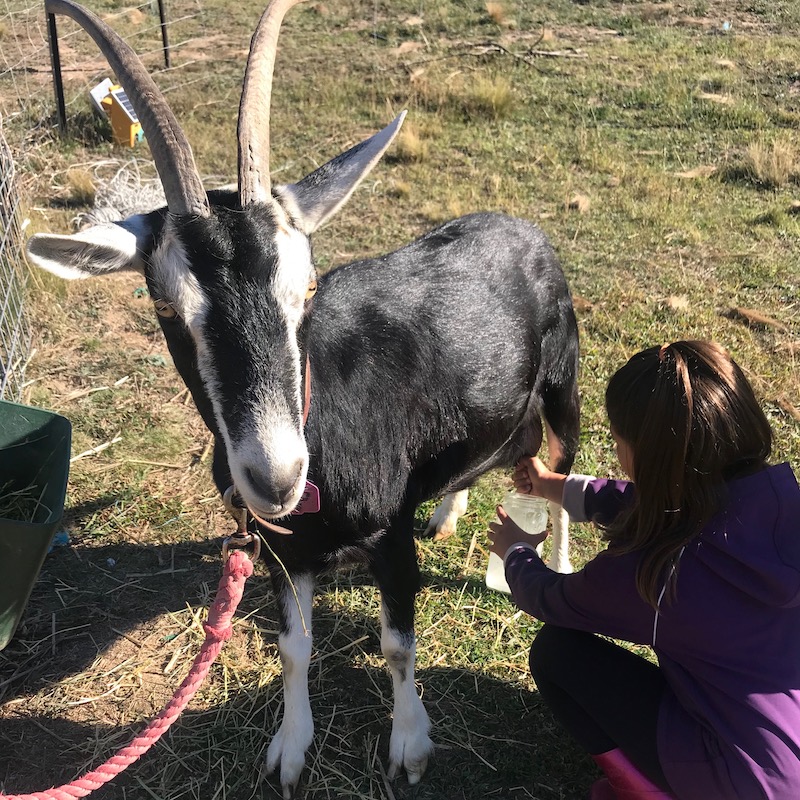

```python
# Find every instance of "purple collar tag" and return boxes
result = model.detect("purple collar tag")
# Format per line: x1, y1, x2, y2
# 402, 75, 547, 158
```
291, 480, 320, 515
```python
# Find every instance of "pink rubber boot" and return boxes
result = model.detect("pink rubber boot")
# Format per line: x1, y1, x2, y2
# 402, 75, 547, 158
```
589, 749, 675, 799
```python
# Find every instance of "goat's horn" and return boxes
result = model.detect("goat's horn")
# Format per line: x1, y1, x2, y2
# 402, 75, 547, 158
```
238, 0, 307, 206
45, 0, 209, 218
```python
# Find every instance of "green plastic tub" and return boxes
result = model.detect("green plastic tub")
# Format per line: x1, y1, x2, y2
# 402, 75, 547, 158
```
0, 399, 71, 651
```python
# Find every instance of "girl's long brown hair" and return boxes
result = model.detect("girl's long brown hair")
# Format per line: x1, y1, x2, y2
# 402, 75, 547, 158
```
604, 340, 772, 608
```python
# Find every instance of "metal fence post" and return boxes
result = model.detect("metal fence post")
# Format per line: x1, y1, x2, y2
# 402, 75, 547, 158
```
157, 0, 171, 69
46, 10, 67, 137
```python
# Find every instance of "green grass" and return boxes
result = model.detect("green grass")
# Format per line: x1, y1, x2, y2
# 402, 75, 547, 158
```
0, 1, 798, 798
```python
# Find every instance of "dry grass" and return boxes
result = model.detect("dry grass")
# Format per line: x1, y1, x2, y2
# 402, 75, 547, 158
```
638, 3, 675, 23
419, 196, 471, 226
485, 2, 507, 27
744, 139, 798, 188
0, 481, 49, 522
460, 75, 514, 120
391, 123, 429, 163
64, 168, 96, 207
389, 179, 413, 199
722, 138, 799, 189
567, 193, 590, 214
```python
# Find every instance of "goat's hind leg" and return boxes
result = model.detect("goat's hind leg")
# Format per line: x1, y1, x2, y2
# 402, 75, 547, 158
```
371, 528, 433, 784
423, 488, 469, 540
264, 571, 315, 800
541, 357, 580, 575
544, 419, 577, 573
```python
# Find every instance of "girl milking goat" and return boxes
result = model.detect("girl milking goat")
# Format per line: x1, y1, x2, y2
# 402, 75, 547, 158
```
490, 340, 800, 800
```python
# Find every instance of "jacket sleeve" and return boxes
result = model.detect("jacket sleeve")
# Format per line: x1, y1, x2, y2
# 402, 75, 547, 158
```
562, 474, 636, 526
504, 546, 655, 645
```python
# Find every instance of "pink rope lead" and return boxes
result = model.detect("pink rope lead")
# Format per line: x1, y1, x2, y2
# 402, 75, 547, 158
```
1, 549, 255, 800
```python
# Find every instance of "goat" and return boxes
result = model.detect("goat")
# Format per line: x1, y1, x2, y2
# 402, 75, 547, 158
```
27, 1, 580, 796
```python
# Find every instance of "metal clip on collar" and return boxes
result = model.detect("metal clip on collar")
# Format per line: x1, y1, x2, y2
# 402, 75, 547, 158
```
221, 531, 261, 562
222, 485, 262, 562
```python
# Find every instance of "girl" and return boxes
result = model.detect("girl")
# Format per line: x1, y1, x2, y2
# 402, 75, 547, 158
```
488, 341, 800, 800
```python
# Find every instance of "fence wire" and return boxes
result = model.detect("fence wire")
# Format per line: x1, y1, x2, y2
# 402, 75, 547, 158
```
0, 124, 30, 401
0, 0, 210, 402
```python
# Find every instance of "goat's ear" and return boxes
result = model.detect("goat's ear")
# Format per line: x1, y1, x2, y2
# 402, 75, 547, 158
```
275, 111, 406, 235
25, 214, 159, 279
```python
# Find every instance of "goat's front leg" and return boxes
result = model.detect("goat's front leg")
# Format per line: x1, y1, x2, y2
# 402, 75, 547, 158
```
264, 572, 315, 800
371, 530, 433, 784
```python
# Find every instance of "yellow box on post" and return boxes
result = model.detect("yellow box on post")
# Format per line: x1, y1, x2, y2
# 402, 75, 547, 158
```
100, 85, 144, 148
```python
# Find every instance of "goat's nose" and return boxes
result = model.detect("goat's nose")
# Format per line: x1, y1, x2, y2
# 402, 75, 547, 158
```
245, 459, 304, 506
277, 482, 299, 506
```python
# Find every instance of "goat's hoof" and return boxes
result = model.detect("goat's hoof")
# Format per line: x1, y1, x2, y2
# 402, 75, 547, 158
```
388, 732, 433, 784
282, 782, 298, 800
423, 491, 469, 540
264, 730, 308, 800
423, 514, 457, 541
387, 753, 429, 785
262, 763, 301, 800
405, 754, 429, 785
257, 759, 300, 800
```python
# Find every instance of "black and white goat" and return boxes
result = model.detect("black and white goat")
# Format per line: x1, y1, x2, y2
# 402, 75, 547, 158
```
27, 1, 580, 796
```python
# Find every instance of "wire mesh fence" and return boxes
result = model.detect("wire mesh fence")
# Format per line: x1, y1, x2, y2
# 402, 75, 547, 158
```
0, 123, 30, 401
0, 1, 207, 126
0, 0, 212, 402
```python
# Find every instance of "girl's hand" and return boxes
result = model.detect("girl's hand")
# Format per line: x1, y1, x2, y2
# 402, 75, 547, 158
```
487, 505, 548, 557
513, 456, 567, 505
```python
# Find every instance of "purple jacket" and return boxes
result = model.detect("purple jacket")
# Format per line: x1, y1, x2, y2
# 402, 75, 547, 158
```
504, 463, 800, 800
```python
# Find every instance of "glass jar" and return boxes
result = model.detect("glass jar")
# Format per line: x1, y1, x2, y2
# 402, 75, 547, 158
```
485, 490, 548, 594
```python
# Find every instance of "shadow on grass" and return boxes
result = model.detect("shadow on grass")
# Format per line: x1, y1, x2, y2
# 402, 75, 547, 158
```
0, 664, 594, 800
0, 531, 223, 702
0, 515, 597, 800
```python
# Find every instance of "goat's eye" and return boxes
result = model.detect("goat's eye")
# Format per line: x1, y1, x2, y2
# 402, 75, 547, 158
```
154, 299, 178, 319
305, 279, 318, 300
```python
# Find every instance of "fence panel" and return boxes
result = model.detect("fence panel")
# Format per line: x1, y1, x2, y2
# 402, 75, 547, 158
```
0, 0, 209, 402
0, 125, 30, 401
